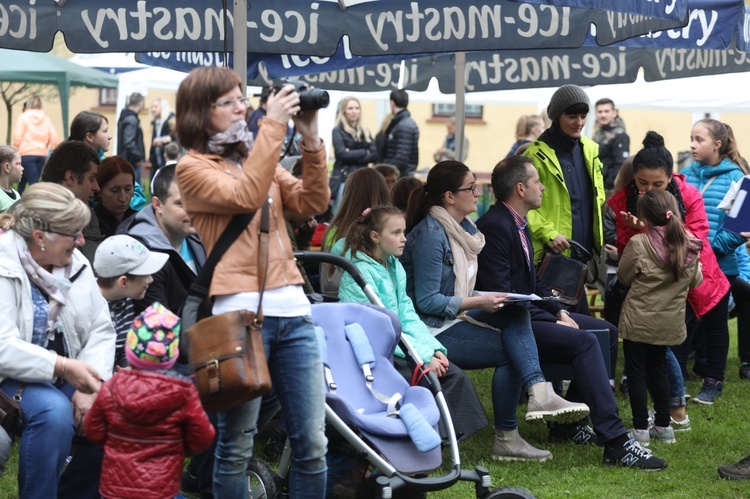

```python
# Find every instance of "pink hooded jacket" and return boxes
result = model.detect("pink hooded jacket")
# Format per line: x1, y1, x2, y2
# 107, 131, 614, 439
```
12, 109, 59, 157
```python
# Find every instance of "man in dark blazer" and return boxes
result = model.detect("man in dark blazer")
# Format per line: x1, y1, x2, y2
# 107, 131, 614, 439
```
475, 155, 666, 471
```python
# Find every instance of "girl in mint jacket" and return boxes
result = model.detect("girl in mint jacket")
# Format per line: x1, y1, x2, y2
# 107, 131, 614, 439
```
336, 205, 488, 442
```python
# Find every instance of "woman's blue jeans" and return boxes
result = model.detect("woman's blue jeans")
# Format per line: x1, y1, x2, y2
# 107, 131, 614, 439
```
213, 315, 327, 498
19, 155, 46, 193
436, 305, 544, 430
0, 378, 75, 499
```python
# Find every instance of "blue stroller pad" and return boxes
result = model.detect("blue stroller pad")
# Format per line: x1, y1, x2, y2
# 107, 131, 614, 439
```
311, 303, 443, 463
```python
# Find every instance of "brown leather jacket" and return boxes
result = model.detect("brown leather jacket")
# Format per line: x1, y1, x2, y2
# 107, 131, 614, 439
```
176, 118, 329, 297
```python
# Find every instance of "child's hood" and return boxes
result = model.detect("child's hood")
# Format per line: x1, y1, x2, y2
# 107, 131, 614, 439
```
110, 369, 193, 424
646, 226, 703, 269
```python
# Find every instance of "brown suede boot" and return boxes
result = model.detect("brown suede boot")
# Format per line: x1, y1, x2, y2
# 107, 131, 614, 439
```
525, 382, 590, 424
491, 428, 552, 462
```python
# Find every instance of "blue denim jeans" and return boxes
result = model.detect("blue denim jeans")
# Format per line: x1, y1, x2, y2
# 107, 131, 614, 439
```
213, 315, 327, 498
665, 348, 686, 407
0, 378, 75, 499
437, 305, 544, 430
19, 155, 46, 193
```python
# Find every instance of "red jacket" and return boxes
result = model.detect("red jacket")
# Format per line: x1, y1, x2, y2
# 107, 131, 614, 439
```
607, 173, 729, 318
85, 369, 215, 499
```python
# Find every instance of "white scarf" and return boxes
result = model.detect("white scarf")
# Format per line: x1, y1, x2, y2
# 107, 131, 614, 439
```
428, 205, 484, 298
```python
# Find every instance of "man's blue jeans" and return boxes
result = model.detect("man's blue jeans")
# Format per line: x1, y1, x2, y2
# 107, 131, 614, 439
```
213, 315, 327, 498
436, 305, 544, 430
0, 378, 75, 499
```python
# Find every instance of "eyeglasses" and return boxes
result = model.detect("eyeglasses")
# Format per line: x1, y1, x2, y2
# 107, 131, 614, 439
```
454, 183, 479, 194
45, 230, 83, 242
211, 97, 250, 109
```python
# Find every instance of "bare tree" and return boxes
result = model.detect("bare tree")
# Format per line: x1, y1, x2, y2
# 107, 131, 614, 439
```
1, 83, 59, 144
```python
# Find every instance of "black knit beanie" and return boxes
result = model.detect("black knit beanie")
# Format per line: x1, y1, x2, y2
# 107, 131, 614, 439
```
547, 84, 590, 122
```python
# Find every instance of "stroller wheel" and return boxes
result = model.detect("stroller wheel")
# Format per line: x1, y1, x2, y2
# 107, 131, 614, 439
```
247, 457, 279, 498
482, 487, 537, 499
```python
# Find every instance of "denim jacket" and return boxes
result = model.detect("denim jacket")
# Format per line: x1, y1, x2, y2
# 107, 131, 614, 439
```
401, 214, 476, 328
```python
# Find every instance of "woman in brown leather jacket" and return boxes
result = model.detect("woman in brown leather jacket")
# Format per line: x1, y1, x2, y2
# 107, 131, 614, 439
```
175, 67, 330, 498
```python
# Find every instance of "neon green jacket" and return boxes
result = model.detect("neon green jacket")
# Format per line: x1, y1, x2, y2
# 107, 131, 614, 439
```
523, 135, 605, 263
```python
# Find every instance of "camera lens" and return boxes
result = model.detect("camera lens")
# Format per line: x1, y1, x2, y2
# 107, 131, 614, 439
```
299, 88, 330, 111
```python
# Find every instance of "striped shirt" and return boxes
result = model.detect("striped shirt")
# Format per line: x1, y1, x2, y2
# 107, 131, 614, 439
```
108, 298, 134, 368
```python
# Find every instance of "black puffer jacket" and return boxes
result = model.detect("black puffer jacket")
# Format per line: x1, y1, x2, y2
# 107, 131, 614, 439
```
382, 110, 419, 176
331, 122, 378, 178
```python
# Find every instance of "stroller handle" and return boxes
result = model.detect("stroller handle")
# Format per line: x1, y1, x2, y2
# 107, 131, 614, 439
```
293, 250, 383, 305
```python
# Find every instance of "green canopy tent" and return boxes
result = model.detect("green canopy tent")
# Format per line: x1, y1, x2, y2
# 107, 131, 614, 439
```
0, 48, 119, 137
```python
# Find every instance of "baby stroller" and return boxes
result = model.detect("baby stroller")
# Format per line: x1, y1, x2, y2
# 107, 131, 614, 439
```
245, 252, 535, 499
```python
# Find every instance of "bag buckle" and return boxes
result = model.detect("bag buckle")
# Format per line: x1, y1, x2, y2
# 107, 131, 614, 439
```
206, 359, 221, 394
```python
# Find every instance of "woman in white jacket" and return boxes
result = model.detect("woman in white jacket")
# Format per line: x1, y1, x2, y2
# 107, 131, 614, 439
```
0, 183, 114, 498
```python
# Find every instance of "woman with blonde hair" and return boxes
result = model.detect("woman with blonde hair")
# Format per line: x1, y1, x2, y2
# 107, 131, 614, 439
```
330, 96, 378, 210
12, 94, 60, 193
506, 114, 544, 158
0, 183, 115, 497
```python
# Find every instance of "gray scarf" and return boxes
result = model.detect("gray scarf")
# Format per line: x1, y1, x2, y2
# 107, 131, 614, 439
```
207, 120, 254, 164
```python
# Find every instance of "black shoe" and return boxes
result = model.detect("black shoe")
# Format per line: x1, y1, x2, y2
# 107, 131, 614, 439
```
180, 470, 199, 495
549, 423, 597, 445
740, 363, 750, 381
718, 455, 750, 480
602, 438, 667, 471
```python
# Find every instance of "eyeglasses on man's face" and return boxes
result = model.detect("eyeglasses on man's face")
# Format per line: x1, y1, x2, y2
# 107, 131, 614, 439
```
211, 97, 250, 109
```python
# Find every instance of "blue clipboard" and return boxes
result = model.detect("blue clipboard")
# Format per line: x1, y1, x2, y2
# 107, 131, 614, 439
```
724, 177, 750, 234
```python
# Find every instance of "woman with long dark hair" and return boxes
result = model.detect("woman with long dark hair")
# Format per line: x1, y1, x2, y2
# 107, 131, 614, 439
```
608, 131, 732, 406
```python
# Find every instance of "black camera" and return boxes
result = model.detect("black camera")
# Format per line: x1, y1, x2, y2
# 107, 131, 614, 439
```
274, 81, 330, 111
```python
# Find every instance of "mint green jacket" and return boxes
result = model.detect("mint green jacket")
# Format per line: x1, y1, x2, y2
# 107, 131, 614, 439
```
523, 135, 605, 262
334, 239, 447, 363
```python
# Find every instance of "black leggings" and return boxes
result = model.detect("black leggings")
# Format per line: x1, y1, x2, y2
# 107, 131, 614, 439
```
623, 340, 669, 430
730, 276, 750, 363
672, 291, 731, 382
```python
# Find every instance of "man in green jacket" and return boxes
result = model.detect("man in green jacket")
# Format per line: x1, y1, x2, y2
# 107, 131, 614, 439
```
523, 84, 605, 315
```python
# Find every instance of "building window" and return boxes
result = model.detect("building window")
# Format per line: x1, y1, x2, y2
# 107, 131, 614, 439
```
432, 103, 483, 119
100, 88, 118, 107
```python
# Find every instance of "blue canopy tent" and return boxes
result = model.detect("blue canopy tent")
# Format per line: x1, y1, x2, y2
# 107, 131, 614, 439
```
0, 0, 689, 55
137, 0, 747, 159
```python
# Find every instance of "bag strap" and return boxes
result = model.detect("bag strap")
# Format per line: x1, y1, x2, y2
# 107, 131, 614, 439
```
700, 176, 717, 195
256, 200, 270, 321
188, 206, 260, 300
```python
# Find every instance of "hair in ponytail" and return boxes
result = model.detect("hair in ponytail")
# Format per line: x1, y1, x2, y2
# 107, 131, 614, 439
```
404, 160, 471, 233
695, 119, 748, 173
343, 205, 404, 263
637, 189, 688, 281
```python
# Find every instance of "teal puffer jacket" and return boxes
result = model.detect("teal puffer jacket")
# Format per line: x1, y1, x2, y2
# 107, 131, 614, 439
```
334, 239, 446, 363
682, 158, 747, 276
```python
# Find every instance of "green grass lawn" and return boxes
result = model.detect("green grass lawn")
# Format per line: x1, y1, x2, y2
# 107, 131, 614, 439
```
1, 320, 746, 498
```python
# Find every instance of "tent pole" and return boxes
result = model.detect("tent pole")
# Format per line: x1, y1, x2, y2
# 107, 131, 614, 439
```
454, 52, 466, 162
233, 0, 248, 89
61, 79, 70, 138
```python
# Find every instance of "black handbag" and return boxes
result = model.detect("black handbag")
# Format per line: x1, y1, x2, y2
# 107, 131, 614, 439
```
537, 240, 593, 306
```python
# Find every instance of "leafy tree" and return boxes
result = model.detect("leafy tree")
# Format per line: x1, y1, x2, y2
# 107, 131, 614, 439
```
1, 83, 59, 144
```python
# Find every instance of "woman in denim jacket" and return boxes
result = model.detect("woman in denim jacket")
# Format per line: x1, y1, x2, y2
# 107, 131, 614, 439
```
401, 161, 589, 461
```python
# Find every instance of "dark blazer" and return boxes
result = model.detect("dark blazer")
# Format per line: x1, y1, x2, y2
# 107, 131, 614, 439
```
475, 202, 564, 322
